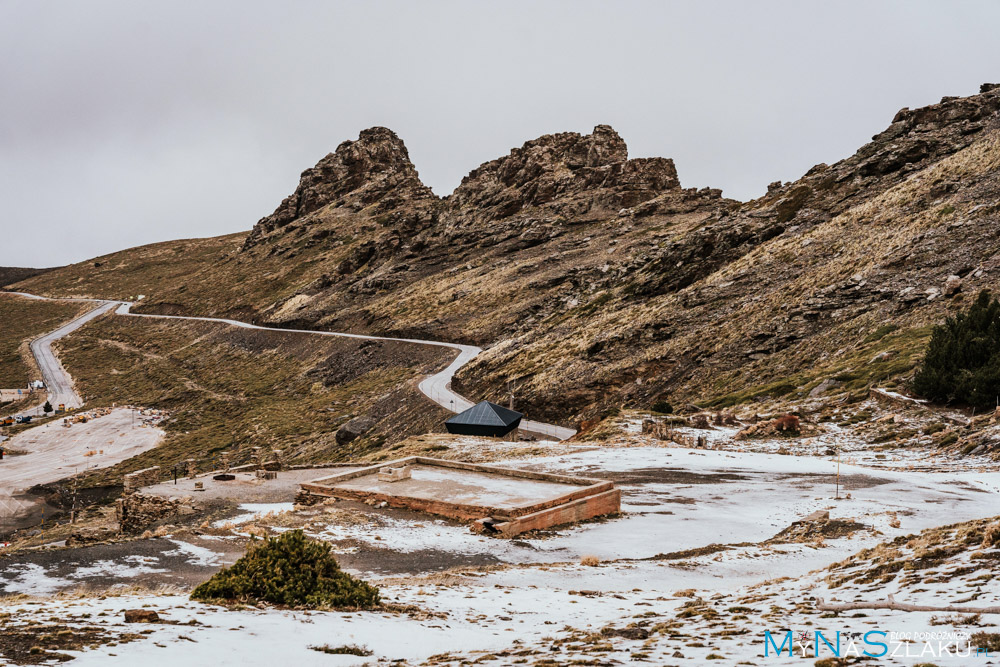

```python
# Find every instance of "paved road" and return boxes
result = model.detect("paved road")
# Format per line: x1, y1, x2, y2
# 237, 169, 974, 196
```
30, 301, 120, 410
5, 292, 576, 440
118, 304, 576, 440
6, 292, 121, 411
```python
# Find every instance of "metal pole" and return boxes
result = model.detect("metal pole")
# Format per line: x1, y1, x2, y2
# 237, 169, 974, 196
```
836, 449, 841, 500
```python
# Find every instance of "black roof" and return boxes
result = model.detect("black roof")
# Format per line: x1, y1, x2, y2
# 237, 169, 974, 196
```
446, 401, 523, 428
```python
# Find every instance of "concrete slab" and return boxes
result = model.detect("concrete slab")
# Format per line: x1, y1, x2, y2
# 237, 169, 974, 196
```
332, 464, 579, 510
302, 456, 621, 536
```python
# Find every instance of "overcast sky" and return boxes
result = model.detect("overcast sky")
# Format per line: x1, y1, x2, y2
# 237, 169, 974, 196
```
2, 1, 999, 267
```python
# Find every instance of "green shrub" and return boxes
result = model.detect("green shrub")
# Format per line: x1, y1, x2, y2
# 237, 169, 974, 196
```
913, 290, 1000, 409
191, 530, 379, 608
651, 400, 673, 414
936, 432, 958, 448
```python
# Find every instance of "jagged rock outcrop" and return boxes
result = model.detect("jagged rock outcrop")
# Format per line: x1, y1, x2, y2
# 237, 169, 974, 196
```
447, 125, 680, 222
25, 84, 1000, 429
243, 127, 438, 248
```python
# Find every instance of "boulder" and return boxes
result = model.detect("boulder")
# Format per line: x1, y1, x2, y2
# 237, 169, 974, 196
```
944, 274, 962, 296
335, 416, 375, 445
808, 378, 841, 397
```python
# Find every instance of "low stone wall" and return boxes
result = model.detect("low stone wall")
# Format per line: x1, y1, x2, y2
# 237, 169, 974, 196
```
116, 492, 197, 535
123, 466, 162, 493
302, 456, 621, 536
483, 488, 622, 537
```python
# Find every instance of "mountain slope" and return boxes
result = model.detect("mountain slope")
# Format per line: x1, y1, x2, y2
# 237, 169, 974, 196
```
0, 266, 52, 287
12, 83, 1000, 426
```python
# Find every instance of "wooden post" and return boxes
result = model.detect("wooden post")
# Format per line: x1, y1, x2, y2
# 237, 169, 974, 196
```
836, 448, 841, 500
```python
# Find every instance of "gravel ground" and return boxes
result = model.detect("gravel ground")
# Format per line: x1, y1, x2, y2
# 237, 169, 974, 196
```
142, 466, 361, 503
0, 409, 163, 532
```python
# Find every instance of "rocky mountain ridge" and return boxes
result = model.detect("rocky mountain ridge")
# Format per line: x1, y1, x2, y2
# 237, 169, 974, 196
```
12, 83, 1000, 426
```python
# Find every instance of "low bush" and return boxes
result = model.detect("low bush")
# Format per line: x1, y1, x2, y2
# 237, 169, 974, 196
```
863, 324, 900, 344
191, 530, 379, 609
982, 523, 1000, 549
651, 400, 673, 414
922, 422, 946, 435
936, 432, 959, 448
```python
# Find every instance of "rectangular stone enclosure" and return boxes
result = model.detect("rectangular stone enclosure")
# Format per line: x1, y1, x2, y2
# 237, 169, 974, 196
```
300, 456, 621, 537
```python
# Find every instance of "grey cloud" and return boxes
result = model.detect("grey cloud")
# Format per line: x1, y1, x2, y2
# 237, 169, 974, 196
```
2, 0, 999, 266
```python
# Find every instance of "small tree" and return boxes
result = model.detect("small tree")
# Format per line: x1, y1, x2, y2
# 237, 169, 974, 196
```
191, 530, 379, 609
43, 400, 53, 414
913, 290, 1000, 409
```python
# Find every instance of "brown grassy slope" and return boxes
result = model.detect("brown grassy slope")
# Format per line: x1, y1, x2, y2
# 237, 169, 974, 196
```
57, 313, 451, 488
456, 109, 1000, 420
0, 267, 52, 287
0, 294, 87, 387
14, 233, 246, 302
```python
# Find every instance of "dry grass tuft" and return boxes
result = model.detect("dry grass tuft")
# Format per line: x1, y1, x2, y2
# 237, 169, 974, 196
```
982, 522, 1000, 549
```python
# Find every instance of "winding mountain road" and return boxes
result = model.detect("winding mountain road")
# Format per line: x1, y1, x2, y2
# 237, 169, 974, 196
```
4, 293, 576, 441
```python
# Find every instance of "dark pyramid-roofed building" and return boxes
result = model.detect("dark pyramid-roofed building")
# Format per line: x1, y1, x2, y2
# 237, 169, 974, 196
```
445, 401, 523, 438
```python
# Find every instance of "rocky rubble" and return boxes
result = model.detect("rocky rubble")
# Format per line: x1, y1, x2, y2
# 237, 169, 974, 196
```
116, 492, 198, 535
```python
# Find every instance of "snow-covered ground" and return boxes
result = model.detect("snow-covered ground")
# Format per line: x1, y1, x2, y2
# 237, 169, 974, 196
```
2, 438, 998, 665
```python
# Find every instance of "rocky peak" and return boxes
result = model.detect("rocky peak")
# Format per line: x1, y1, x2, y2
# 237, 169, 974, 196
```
739, 84, 1000, 237
448, 125, 681, 221
244, 127, 436, 248
858, 84, 1000, 177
